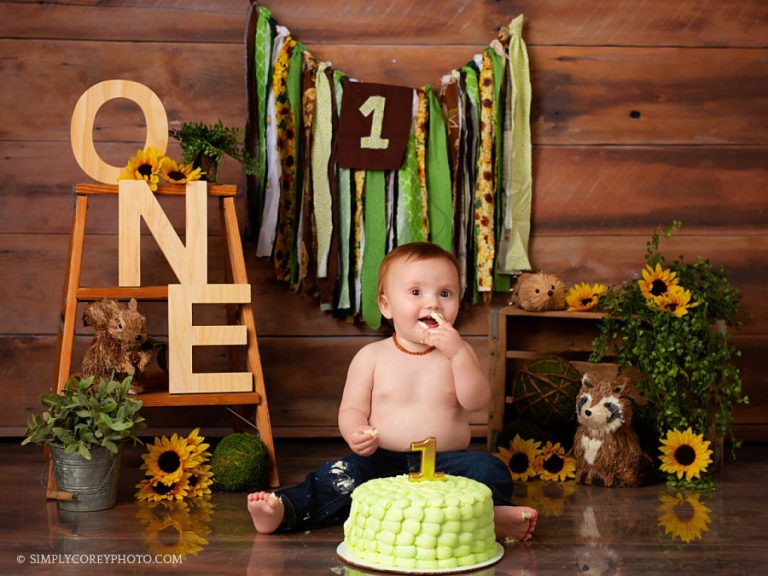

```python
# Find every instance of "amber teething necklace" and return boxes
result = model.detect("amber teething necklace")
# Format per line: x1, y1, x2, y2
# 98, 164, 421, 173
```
392, 333, 435, 356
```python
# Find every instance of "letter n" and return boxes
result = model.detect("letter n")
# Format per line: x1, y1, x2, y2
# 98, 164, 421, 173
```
118, 180, 208, 286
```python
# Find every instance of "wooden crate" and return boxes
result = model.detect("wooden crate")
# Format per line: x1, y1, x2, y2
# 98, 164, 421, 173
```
487, 306, 617, 451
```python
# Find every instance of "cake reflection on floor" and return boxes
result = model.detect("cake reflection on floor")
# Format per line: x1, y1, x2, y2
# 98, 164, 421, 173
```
3, 439, 768, 575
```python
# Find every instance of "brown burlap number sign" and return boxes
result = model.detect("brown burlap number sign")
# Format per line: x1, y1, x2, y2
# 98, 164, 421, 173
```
336, 82, 413, 170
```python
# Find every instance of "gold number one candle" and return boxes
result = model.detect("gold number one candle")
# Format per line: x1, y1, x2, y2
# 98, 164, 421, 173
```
409, 436, 445, 482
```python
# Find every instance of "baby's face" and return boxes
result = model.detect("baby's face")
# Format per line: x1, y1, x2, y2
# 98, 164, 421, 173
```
378, 257, 460, 340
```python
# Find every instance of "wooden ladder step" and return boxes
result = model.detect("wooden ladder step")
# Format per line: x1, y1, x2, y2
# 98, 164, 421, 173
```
76, 286, 169, 300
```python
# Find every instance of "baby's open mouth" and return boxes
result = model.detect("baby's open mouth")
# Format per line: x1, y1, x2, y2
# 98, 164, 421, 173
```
419, 316, 439, 329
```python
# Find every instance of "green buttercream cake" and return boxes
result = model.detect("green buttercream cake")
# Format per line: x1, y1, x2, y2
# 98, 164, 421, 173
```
343, 474, 497, 570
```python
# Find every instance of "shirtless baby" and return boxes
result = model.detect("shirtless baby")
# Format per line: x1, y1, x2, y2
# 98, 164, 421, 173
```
248, 242, 537, 542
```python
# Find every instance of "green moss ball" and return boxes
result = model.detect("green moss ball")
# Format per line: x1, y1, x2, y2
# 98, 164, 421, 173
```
210, 433, 268, 492
511, 356, 581, 427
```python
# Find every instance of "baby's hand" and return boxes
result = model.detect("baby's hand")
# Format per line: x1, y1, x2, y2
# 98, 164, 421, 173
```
421, 311, 464, 359
348, 426, 379, 456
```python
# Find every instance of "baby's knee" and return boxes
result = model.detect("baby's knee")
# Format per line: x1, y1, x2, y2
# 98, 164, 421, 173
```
477, 454, 510, 479
466, 453, 511, 485
315, 458, 362, 496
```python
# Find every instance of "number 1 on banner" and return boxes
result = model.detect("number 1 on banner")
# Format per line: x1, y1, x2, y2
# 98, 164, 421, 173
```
359, 95, 390, 150
409, 436, 446, 482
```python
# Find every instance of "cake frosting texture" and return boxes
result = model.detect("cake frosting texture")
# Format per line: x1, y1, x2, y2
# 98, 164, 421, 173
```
343, 474, 497, 570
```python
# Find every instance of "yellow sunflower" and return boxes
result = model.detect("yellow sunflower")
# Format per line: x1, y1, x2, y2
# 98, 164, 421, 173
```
638, 263, 679, 301
566, 282, 607, 312
659, 428, 713, 482
159, 157, 203, 184
186, 496, 215, 528
534, 441, 577, 482
136, 499, 190, 529
143, 516, 208, 559
184, 427, 211, 461
656, 285, 698, 318
136, 475, 190, 503
119, 146, 164, 191
494, 434, 542, 481
523, 480, 576, 517
657, 492, 711, 543
186, 464, 214, 498
140, 432, 206, 485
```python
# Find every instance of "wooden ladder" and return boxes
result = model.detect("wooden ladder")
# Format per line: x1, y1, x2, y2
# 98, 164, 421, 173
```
52, 182, 279, 488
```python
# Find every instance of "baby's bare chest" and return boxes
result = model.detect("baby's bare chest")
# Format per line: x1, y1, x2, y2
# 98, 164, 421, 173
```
372, 359, 457, 406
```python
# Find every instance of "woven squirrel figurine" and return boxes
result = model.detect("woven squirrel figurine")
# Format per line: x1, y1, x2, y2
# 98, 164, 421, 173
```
80, 298, 152, 394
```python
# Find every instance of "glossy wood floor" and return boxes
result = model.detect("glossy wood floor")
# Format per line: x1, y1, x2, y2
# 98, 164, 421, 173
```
1, 438, 767, 575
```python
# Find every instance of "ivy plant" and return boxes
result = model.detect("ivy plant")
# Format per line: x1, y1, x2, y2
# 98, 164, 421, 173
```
590, 222, 748, 448
169, 120, 257, 179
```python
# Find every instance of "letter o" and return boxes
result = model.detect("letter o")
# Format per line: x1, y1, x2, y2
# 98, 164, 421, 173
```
70, 80, 168, 184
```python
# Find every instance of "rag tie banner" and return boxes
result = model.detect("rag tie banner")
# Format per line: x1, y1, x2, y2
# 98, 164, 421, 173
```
245, 5, 532, 329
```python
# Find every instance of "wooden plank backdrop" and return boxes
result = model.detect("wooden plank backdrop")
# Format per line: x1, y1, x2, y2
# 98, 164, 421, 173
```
0, 0, 766, 441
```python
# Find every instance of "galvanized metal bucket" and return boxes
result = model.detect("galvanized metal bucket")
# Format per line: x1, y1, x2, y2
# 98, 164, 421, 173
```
49, 445, 122, 512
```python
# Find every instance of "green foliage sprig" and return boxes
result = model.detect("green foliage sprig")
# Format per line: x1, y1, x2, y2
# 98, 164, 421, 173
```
22, 376, 145, 460
169, 120, 257, 176
590, 222, 748, 448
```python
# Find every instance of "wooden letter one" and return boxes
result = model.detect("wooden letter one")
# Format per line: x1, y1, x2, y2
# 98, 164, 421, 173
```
70, 80, 168, 184
119, 180, 208, 287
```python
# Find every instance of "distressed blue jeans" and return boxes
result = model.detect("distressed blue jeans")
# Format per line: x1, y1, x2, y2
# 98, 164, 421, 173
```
275, 448, 514, 532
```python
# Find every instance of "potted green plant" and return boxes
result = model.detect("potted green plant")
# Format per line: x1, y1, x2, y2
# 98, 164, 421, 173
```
23, 375, 146, 511
169, 120, 257, 182
590, 221, 748, 488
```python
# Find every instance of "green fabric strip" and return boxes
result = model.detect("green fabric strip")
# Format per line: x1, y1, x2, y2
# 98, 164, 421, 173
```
488, 47, 510, 292
503, 15, 533, 273
462, 64, 481, 303
254, 6, 273, 223
287, 41, 305, 285
361, 170, 386, 329
397, 129, 423, 244
312, 62, 334, 278
334, 72, 352, 311
426, 87, 453, 252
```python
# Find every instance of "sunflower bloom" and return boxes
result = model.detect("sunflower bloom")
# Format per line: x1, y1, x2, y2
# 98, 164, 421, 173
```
143, 516, 208, 559
140, 432, 203, 485
638, 263, 679, 301
186, 496, 215, 526
566, 282, 607, 312
534, 441, 577, 482
659, 428, 713, 482
494, 434, 541, 481
657, 492, 712, 543
184, 428, 212, 461
159, 157, 203, 184
656, 285, 698, 318
185, 464, 214, 498
119, 146, 165, 191
523, 480, 576, 517
135, 475, 190, 502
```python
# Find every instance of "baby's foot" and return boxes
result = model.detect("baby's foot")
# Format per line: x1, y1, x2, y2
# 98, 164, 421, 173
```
494, 506, 538, 543
247, 492, 284, 533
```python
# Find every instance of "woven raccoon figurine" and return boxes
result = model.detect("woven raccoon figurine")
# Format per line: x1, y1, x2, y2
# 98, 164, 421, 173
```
573, 373, 651, 487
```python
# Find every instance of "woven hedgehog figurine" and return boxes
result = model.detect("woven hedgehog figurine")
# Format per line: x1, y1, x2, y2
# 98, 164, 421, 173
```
513, 272, 566, 311
573, 373, 651, 487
